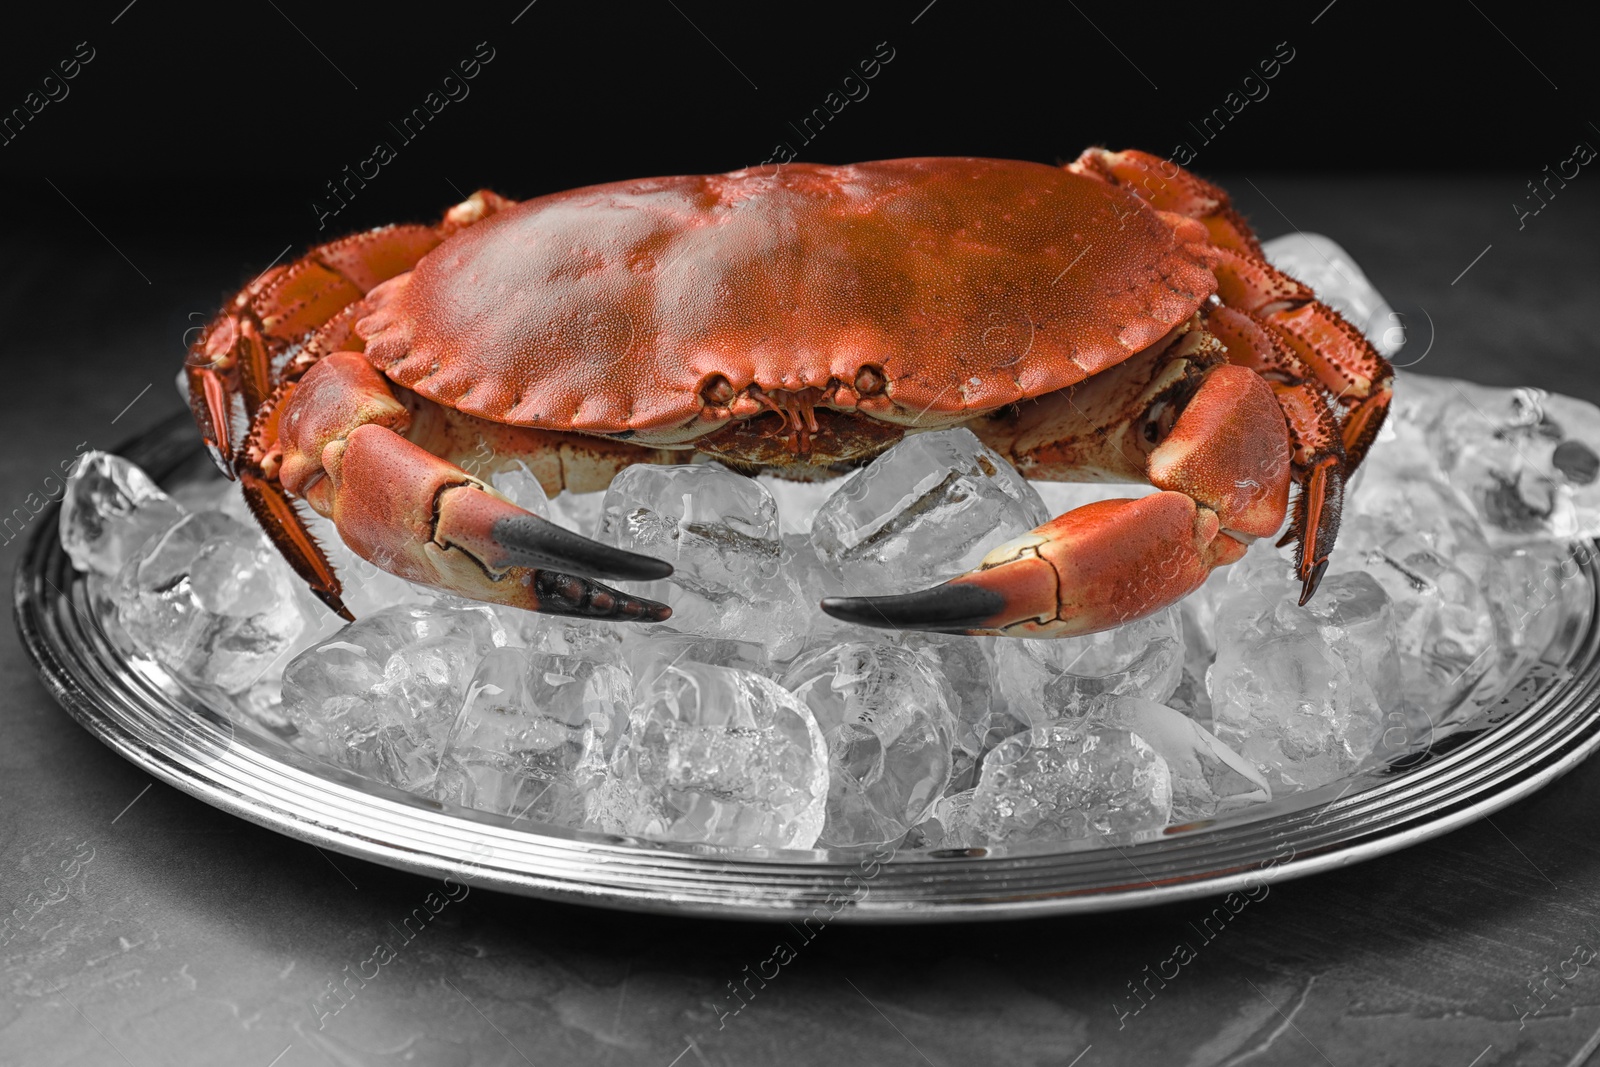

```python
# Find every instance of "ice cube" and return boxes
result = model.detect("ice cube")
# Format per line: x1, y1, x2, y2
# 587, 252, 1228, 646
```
485, 458, 551, 514
603, 661, 829, 849
781, 644, 956, 847
1261, 233, 1406, 358
60, 451, 187, 576
1419, 379, 1600, 544
1357, 534, 1500, 717
780, 534, 894, 655
546, 491, 606, 540
992, 607, 1184, 725
1169, 572, 1229, 728
281, 604, 503, 788
1340, 464, 1489, 562
623, 631, 773, 686
1485, 542, 1574, 679
898, 632, 1015, 763
1312, 410, 1515, 718
484, 454, 608, 536
758, 475, 841, 536
227, 675, 298, 735
534, 616, 624, 662
904, 789, 978, 851
434, 646, 632, 826
1031, 480, 1158, 518
967, 725, 1171, 847
1208, 559, 1396, 793
300, 510, 433, 620
1105, 697, 1269, 821
113, 512, 308, 694
809, 428, 1050, 596
167, 469, 233, 513
598, 462, 779, 584
596, 463, 809, 660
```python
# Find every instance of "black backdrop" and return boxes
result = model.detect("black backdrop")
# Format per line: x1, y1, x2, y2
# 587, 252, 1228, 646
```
2, 0, 1594, 252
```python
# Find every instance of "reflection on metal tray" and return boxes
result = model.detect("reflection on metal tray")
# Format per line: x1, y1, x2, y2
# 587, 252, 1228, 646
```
15, 414, 1600, 922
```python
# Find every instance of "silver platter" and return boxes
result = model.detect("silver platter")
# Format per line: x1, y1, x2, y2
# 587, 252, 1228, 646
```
16, 414, 1600, 922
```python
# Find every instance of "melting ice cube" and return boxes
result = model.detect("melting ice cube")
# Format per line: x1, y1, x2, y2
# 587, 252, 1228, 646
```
281, 604, 502, 789
782, 643, 955, 847
596, 463, 809, 660
482, 457, 608, 540
300, 510, 433, 620
1421, 380, 1600, 545
434, 645, 632, 826
1208, 557, 1395, 793
904, 789, 978, 851
1169, 570, 1231, 728
623, 631, 773, 685
486, 458, 552, 515
967, 724, 1172, 847
1105, 697, 1270, 821
1332, 428, 1513, 717
534, 617, 624, 662
758, 475, 840, 536
1358, 535, 1500, 717
602, 661, 829, 849
809, 428, 1050, 596
993, 607, 1184, 725
898, 631, 1016, 772
60, 451, 186, 576
114, 511, 307, 694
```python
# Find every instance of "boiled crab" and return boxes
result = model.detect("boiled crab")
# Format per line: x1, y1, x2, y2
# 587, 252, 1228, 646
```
186, 149, 1391, 639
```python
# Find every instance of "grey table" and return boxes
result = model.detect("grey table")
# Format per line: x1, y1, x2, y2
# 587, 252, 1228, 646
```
3, 177, 1598, 1067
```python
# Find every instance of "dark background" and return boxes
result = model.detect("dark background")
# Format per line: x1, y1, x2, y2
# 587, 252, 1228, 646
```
2, 0, 1595, 239
5, 4, 1600, 1065
3, 0, 1596, 407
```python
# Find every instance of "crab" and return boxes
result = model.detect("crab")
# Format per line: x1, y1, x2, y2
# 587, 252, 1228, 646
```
185, 149, 1392, 639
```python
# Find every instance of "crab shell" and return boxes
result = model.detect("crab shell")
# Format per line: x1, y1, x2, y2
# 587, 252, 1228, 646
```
353, 157, 1217, 449
188, 150, 1391, 638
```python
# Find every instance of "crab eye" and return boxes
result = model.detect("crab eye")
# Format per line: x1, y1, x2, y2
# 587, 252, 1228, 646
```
701, 374, 735, 406
855, 364, 887, 396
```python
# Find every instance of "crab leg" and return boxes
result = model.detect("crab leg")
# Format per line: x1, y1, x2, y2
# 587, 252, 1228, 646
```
1068, 147, 1394, 606
274, 352, 672, 621
188, 191, 521, 619
1205, 303, 1347, 597
822, 364, 1290, 638
1069, 147, 1262, 257
1209, 248, 1393, 465
188, 224, 438, 472
187, 190, 513, 473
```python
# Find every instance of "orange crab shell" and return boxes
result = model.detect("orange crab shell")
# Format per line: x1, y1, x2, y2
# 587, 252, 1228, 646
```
188, 148, 1392, 636
353, 157, 1221, 437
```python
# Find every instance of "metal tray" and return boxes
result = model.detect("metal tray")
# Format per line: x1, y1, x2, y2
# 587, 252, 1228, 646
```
16, 413, 1600, 922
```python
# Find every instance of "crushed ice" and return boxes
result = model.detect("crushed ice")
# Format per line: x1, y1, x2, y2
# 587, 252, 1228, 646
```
59, 235, 1599, 853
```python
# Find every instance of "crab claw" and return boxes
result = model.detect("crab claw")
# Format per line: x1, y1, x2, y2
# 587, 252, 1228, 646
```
273, 352, 673, 621
307, 424, 674, 621
821, 493, 1247, 637
824, 363, 1295, 637
435, 488, 672, 583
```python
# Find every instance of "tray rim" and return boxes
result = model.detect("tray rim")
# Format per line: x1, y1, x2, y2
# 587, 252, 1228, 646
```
15, 412, 1600, 923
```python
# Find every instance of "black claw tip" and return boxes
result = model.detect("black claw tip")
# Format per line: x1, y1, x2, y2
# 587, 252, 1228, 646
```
1298, 558, 1329, 606
819, 583, 1007, 632
492, 513, 673, 582
533, 569, 672, 622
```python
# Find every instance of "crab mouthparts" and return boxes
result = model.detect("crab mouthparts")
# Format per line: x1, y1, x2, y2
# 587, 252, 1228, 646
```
752, 386, 828, 455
